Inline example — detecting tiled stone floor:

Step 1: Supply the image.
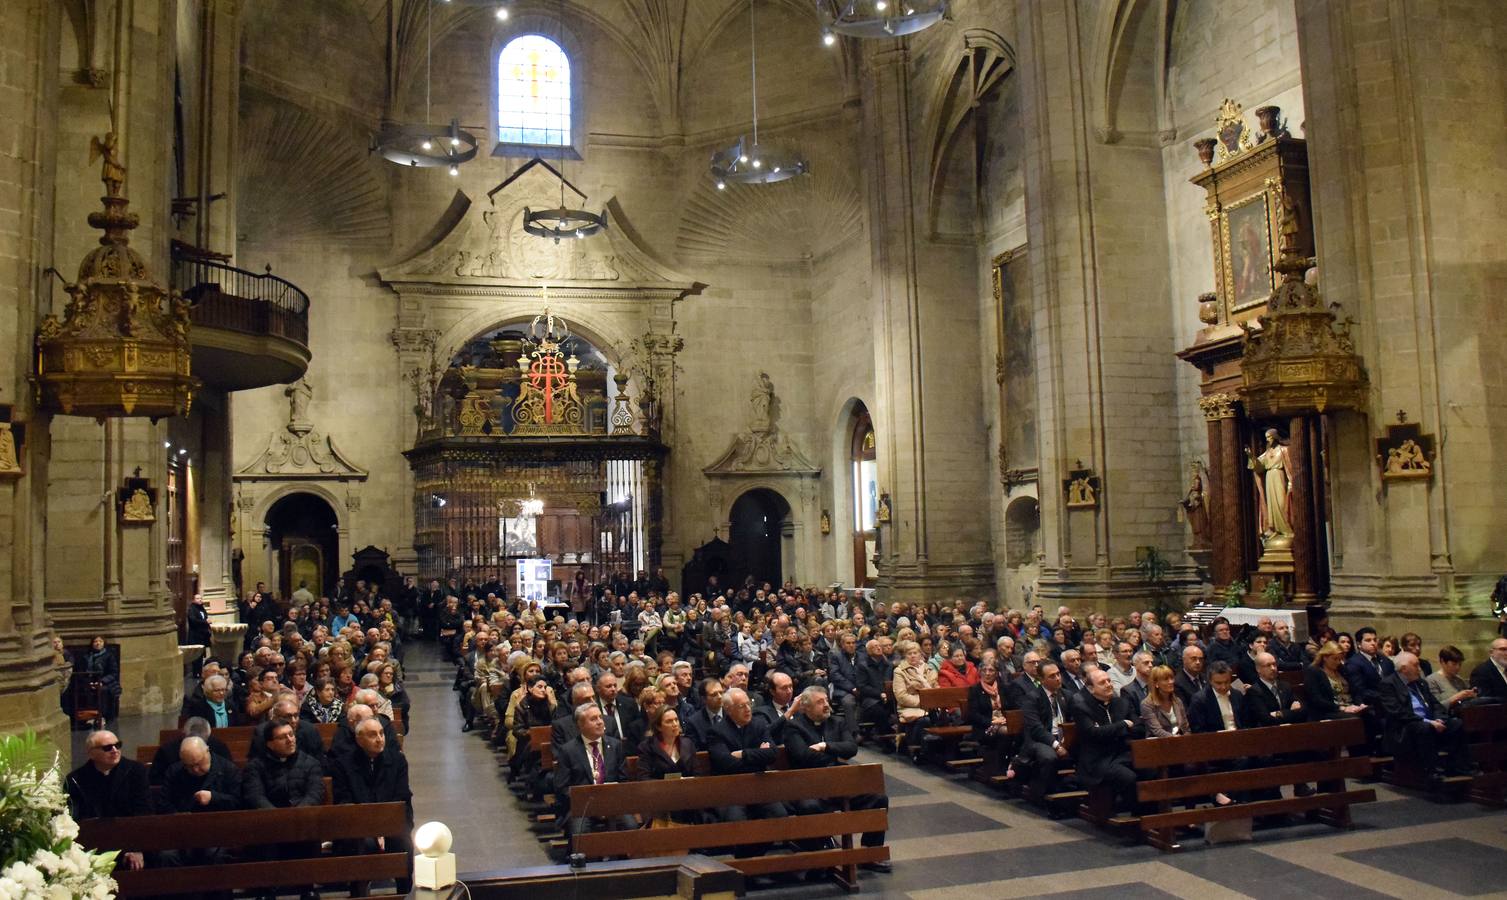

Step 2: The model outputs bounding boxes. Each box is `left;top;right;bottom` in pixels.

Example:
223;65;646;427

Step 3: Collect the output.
88;642;1507;897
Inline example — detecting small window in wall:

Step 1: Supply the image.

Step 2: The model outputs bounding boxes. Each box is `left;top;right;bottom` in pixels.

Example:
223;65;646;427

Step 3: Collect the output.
497;35;571;147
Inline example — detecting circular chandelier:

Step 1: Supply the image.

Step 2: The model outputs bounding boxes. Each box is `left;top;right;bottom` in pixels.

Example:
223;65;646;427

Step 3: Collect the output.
371;1;480;175
816;0;948;39
524;178;606;243
711;0;808;190
372;119;478;175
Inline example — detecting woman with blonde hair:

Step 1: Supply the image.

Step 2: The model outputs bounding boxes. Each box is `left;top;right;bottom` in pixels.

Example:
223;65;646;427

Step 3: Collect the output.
1304;641;1368;721
892;639;938;752
1140;665;1188;738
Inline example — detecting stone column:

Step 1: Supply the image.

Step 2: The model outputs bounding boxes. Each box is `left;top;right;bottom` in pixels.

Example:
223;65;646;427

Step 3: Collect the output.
1015;0;1187;611
41;0;184;715
858;42;993;602
1296;0;1507;651
1287;416;1316;602
0;0;69;746
1199;394;1242;589
197;391;237;616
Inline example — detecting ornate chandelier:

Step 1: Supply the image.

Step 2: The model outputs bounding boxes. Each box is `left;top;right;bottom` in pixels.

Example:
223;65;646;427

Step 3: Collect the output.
711;0;808;190
371;1;479;175
815;0;948;39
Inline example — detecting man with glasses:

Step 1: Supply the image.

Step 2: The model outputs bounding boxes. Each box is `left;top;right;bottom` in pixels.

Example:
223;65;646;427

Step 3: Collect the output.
66;731;151;869
250;699;325;760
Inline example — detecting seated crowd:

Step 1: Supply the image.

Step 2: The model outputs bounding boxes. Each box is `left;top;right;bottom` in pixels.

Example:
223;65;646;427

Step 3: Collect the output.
65;571;1507;890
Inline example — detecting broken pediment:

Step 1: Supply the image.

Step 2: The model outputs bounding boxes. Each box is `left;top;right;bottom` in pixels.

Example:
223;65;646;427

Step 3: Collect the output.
235;378;369;482
378;159;697;292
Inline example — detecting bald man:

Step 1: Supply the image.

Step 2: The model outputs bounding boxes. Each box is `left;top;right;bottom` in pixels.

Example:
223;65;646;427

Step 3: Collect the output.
1378;652;1474;780
161;736;242;814
332;719;414;892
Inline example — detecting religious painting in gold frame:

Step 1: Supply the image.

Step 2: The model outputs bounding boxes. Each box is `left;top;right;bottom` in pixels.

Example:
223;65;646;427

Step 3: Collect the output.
1220;188;1277;313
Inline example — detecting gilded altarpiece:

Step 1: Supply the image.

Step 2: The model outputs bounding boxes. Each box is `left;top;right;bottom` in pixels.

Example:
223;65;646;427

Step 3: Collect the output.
1177;101;1364;604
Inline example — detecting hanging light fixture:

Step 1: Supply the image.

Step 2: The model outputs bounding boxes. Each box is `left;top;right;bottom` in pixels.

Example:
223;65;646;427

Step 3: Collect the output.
372;1;479;170
815;0;948;39
522;0;606;242
710;0;809;189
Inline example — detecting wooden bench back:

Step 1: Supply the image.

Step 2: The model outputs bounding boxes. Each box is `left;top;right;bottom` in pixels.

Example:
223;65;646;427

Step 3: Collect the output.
917;686;969;712
1131;718;1366;769
157;722;339;748
568;763;885;819
77;801;408;852
77;804;409;897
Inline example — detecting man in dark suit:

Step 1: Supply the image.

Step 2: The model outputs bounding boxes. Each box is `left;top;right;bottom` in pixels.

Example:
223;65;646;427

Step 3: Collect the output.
708;687;788;852
1378;652;1473;780
1206;619;1242;668
1342;627;1394;707
1070;668;1141;814
553;704;635;836
159;736;242;814
67;731;151;871
783;687;890;872
595;672;640;742
1173;645;1207;707
854;640;892;734
1469;638;1507;701
1245;652;1304;725
331;719;414;893
1018;661;1071;803
250;700;325;761
683;678;726;751
1119;651;1153;712
551;682;597;748
827;633;864;740
1188;662;1253;733
753;671;797;742
1270;621;1306;671
1058;650;1087;695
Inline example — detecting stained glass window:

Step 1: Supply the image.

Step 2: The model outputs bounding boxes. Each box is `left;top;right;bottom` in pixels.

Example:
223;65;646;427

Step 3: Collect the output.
497;35;571;146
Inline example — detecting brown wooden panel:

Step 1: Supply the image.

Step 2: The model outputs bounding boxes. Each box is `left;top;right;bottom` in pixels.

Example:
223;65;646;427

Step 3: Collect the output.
158;723;339;747
1131;719;1365;768
730;845;889;877
1137;788;1376;832
1136;757;1372;802
78;802;409;853
112;852;407;897
1462;704;1507;733
574;809;887;858
568;765;885;819
917;687;969;711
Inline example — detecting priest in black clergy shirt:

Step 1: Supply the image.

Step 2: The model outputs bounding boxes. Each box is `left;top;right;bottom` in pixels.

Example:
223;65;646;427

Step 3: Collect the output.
67;730;151;871
1069;667;1142;815
783;686;891;871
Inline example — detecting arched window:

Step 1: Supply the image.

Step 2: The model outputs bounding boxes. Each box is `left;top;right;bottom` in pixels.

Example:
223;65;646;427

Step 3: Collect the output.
497;34;571;147
849;406;877;588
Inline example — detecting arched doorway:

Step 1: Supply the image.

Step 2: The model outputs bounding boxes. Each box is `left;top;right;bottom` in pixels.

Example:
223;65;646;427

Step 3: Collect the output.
265;492;339;600
728;489;790;590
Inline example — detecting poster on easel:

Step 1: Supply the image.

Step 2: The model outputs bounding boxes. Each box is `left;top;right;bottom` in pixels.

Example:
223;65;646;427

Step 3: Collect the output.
516;558;552;603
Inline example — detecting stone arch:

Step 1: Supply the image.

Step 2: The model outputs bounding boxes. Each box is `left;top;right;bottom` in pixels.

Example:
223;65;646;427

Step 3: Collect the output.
244;482;354;601
434;302;636;374
1004;495;1041;568
1089;0;1175;143
923;28;1016;235
725;486;794;588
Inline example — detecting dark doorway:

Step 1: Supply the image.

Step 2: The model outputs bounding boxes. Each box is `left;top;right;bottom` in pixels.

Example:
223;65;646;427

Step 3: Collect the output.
265;492;339;601
728;489;790;589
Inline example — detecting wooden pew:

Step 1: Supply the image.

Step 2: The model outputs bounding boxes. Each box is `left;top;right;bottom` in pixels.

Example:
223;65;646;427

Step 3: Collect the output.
1464;703;1507;807
148;777;335;808
569;764;889;891
532;727;790;777
157;723;340;749
1129;718;1376;851
915;686;975;765
76;803;410;897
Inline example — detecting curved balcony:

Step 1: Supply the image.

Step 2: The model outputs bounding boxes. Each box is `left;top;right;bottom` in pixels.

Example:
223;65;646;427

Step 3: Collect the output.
172;248;311;391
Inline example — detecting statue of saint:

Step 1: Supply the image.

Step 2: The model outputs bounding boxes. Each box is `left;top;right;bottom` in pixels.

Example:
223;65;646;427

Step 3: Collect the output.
1247;428;1292;537
286;378;313;431
0;423;20;476
1180;462;1211;548
749;372;776;434
89;132;126;199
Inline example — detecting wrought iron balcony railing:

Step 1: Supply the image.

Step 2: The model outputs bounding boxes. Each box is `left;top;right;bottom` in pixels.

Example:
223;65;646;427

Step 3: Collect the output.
170;249;309;347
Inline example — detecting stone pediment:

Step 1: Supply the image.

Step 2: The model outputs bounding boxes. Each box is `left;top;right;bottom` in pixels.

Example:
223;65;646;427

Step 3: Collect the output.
703;431;820;477
235;378;368;482
703;372;819;478
379;159;697;293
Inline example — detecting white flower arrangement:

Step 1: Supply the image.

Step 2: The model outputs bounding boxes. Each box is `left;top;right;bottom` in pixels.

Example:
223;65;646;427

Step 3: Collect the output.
0;734;117;900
